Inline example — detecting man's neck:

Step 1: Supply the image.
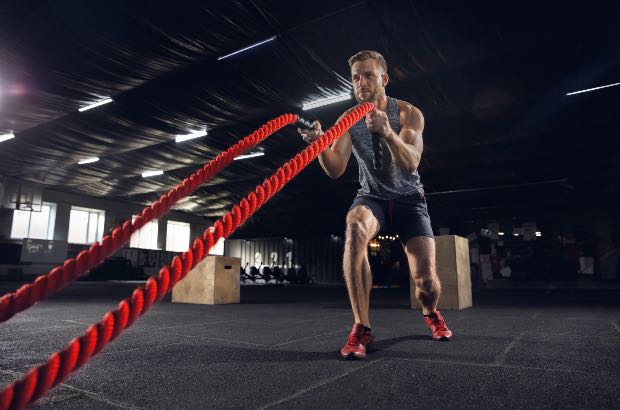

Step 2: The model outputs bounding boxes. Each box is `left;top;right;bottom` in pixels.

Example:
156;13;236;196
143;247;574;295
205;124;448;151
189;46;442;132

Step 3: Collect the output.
373;94;388;111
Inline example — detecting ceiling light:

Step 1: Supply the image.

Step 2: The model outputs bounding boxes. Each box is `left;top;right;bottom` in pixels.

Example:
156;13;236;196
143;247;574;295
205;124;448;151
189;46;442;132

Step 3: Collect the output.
77;157;99;165
498;232;505;236
234;152;265;161
513;233;519;237
566;82;620;96
0;131;15;143
78;98;113;112
175;129;207;143
535;231;542;237
302;93;351;111
142;170;164;178
218;36;277;61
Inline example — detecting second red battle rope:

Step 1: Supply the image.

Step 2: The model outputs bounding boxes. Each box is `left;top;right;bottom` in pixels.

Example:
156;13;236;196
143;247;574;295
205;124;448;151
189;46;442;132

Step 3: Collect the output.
0;102;374;410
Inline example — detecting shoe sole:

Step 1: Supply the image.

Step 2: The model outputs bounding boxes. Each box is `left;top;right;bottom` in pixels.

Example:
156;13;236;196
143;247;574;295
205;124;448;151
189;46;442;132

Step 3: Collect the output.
341;352;365;360
433;336;451;341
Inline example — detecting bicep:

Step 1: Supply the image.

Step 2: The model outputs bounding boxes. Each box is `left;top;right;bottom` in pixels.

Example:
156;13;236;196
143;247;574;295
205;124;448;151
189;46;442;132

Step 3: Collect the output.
399;106;424;154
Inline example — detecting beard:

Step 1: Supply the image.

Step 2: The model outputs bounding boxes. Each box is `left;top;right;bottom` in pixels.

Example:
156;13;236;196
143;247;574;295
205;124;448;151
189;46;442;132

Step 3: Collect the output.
352;88;380;104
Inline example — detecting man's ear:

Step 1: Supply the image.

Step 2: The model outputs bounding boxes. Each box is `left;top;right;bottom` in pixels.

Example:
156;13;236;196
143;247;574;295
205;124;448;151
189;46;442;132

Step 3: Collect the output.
382;72;389;87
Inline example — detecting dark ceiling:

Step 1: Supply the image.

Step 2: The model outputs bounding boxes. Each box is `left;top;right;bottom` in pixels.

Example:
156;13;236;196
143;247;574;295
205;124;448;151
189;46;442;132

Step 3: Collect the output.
1;1;619;236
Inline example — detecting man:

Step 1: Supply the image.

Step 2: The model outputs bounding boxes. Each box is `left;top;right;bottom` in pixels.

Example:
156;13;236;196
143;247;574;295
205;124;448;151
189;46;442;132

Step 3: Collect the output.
298;50;452;359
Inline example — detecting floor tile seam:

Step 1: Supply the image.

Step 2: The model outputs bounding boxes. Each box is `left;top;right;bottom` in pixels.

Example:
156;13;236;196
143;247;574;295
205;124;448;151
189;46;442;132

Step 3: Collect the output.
139;330;271;347
270;327;349;348
152;318;248;331
99;341;190;356
492;332;526;366
393;357;619;377
255;358;384;409
0;368;147;409
611;321;620;335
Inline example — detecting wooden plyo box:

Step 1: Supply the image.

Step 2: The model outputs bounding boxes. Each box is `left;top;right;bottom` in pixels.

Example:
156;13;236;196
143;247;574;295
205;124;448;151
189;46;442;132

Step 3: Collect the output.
172;256;241;305
410;235;472;310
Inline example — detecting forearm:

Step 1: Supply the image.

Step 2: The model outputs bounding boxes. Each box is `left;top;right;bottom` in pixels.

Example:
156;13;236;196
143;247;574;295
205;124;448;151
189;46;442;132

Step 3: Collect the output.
298;116;350;179
318;147;346;178
384;130;421;173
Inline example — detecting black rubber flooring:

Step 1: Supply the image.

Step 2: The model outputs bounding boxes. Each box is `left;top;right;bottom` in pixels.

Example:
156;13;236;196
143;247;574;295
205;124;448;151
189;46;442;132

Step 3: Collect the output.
1;282;619;409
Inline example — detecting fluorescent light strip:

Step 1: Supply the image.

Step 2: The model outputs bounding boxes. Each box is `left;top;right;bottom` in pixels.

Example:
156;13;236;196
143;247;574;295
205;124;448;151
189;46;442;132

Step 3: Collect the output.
218;36;277;61
0;132;15;143
234;152;265;161
77;157;99;165
79;98;113;112
302;93;351;111
566;82;620;96
175;129;207;143
142;170;164;178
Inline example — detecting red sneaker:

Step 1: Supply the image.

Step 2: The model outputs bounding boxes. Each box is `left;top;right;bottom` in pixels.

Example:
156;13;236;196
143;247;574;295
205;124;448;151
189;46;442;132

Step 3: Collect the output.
424;311;452;341
340;323;373;359
360;327;375;348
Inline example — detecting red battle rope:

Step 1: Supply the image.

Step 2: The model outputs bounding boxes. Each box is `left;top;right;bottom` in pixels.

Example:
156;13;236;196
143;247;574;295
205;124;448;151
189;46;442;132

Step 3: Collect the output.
0;114;298;324
0;102;373;410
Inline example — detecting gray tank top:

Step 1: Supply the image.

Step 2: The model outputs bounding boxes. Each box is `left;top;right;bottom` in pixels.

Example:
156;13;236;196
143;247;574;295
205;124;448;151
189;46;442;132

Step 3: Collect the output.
349;97;424;199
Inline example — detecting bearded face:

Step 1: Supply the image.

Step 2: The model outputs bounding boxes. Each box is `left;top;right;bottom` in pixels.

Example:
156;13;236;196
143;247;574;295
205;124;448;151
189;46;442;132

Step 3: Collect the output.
351;59;387;104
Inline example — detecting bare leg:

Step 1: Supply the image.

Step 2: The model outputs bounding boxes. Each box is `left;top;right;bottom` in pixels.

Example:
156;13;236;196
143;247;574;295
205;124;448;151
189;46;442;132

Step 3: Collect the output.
404;236;441;315
343;206;379;327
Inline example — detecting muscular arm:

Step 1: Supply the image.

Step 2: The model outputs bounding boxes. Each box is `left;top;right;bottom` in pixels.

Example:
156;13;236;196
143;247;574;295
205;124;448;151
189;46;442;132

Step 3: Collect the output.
319;123;351;179
382;102;424;173
300;110;353;179
318;129;352;179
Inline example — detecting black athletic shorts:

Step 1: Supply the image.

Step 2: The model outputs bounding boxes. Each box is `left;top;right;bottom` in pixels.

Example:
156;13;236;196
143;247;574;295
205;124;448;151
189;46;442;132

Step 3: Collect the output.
348;192;434;243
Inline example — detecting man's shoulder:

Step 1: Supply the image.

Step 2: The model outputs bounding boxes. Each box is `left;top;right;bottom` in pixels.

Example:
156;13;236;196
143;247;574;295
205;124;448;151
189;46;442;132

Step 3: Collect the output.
395;99;423;117
395;99;424;130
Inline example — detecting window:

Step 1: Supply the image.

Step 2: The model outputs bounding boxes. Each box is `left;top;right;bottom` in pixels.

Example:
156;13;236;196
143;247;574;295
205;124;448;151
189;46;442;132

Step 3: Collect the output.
202;227;224;256
210;237;225;256
130;217;159;250
68;207;105;244
10;202;57;240
166;221;190;252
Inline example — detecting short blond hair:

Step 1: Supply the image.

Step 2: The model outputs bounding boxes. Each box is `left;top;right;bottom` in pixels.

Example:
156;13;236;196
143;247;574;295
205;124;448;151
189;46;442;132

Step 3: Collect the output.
348;50;387;73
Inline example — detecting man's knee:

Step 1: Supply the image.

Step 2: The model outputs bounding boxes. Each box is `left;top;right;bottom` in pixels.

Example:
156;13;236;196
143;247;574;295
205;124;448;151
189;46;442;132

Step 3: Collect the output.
345;207;376;245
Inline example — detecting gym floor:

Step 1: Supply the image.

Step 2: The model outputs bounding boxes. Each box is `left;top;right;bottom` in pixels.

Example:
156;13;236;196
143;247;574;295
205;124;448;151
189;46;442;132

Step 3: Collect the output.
1;282;619;409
